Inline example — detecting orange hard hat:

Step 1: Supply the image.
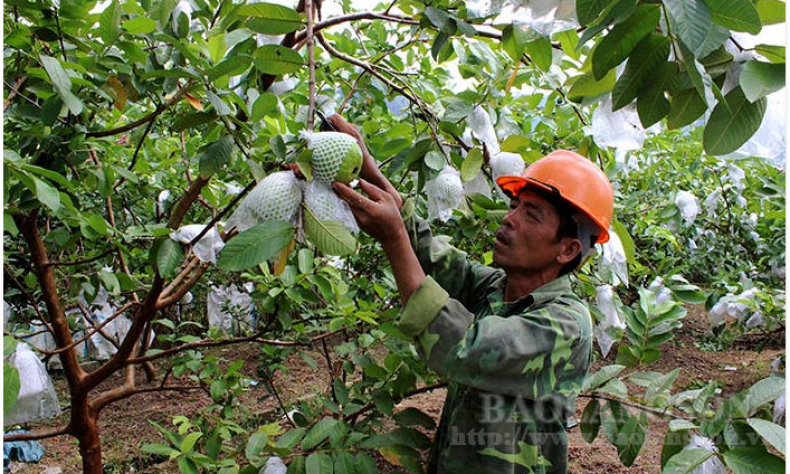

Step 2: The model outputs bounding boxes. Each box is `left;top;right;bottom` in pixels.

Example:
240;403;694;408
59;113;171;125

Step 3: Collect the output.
496;150;614;243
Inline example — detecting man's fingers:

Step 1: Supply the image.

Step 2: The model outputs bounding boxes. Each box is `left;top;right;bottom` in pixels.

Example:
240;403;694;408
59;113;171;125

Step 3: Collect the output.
332;182;373;208
357;179;388;202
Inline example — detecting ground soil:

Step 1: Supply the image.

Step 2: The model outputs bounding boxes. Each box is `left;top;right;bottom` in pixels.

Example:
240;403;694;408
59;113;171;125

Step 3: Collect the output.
7;305;784;474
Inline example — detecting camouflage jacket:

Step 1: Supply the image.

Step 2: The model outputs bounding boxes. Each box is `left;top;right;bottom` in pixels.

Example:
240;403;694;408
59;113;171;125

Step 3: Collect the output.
395;211;593;474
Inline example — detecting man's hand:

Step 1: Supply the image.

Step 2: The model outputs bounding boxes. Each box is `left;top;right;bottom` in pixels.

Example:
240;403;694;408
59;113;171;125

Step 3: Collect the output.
327;114;402;209
333;179;406;247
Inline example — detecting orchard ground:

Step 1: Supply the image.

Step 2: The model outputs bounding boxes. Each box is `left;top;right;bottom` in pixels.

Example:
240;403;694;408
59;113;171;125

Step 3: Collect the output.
10;305;783;474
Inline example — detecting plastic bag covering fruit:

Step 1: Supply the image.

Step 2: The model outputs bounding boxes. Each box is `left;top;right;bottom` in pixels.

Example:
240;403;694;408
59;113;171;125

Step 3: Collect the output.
207;284;255;335
4;343;61;426
463;170;492;199
599;229;629;287
426;166;465;222
469;105;500;154
682;436;726;474
169;224;225;263
227;171;303;232
674;190;699;226
301;131;363;184
594;284;625;357
490;151;526;201
304;180;359;234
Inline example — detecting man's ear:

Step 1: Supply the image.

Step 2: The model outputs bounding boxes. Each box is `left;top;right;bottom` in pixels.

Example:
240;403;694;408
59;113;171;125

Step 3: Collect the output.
556;238;582;265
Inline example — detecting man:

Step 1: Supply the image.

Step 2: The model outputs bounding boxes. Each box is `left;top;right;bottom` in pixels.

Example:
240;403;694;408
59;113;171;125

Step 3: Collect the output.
328;114;614;474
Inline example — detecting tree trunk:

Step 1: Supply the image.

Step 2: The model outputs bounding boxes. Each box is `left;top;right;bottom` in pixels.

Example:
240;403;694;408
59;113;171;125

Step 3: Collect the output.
73;396;103;474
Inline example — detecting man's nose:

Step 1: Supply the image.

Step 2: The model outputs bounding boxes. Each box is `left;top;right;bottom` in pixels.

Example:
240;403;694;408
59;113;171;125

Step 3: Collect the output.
502;209;515;228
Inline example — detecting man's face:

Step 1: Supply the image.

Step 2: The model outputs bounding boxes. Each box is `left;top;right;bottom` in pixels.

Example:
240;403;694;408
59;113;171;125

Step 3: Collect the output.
492;188;574;274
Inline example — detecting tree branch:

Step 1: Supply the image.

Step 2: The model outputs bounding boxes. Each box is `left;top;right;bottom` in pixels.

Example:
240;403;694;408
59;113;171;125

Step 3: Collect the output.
293;12;419;45
86;84;191;138
4;424;71;442
126;333;307;365
47;302;137;356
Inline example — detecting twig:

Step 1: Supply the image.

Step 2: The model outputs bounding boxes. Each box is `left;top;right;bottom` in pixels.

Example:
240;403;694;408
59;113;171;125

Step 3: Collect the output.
86;83;191;138
293;12;419;44
4;424;71;442
578;394;693;420
3;76;27;111
4;264;48;323
320;338;338;404
343;382;446;422
47;302;137;356
125;333;307;365
44;248;115;268
306;0;316;132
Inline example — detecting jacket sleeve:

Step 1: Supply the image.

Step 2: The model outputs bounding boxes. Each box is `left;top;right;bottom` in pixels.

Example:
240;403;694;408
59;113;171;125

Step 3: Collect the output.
396;286;584;400
400;199;500;308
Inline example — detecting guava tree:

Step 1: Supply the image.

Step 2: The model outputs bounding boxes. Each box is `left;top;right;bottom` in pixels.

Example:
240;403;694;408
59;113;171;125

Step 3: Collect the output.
3;0;785;473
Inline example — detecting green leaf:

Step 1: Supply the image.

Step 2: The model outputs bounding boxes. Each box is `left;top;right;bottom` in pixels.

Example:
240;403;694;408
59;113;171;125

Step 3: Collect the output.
577;0;617;25
303;206;357;256
663;448;714;474
39;55;83;115
206;91;231;116
744;377;785;415
660;430;691;470
210;380;226;402
424;6;455;34
636;62;674;127
99;0;122;45
141;443;180;457
667;88;708;129
525;36;552;72
754;45;785;64
611;34;671;110
755;0;786;25
302;418;341;451
207;55;253;79
663;0;713;55
218;221;295;271
617;412;648;466
178;456;200;474
276;428;306;449
581;399;602;443
198;135;235;178
460;148;484;182
704;0;762;34
122;17;157;34
502;24;529;62
237;2;303;34
722;447;786;474
703;86;767;155
254;45;304;75
180;431;202;453
610;220;635;264
152;238;183;278
583;365;626;391
591;4;661;80
31;177;60;212
393;407;436;429
739;60;785;102
3;363;20;416
4;214;19;237
333;452;355;474
245;431;268;466
479;441;549;469
251;93;279;122
745;418;785;456
567;70;616;102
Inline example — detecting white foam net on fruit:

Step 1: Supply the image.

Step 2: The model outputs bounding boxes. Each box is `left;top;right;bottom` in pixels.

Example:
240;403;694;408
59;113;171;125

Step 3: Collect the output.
426;166;465;222
302;131;353;184
304;181;359;234
227;171;303;232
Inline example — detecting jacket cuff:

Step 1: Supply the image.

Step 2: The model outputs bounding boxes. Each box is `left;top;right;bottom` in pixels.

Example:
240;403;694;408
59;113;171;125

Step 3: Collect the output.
396;276;449;338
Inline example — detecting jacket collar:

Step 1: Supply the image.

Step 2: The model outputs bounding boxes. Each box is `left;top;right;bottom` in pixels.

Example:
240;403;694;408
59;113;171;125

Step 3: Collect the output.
487;275;572;315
